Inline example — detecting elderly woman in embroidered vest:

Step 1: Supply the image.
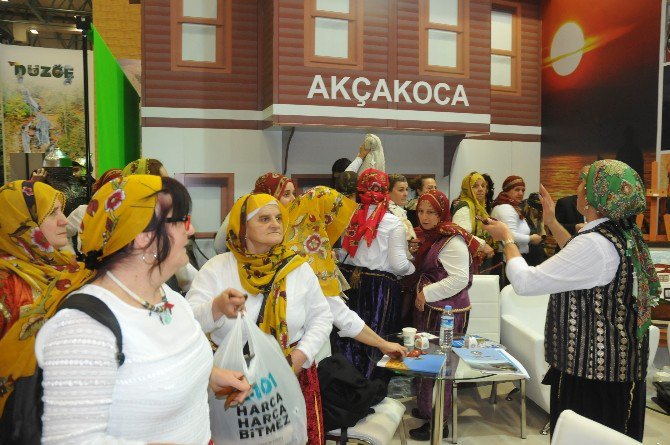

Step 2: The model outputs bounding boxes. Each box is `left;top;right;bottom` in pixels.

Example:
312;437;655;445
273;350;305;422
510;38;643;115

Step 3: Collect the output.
337;169;416;378
406;189;480;441
483;160;659;440
214;172;296;254
187;193;333;445
31;176;251;443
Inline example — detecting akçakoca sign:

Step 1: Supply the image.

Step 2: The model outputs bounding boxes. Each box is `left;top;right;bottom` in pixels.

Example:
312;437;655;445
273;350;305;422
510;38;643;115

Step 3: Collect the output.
307;75;469;107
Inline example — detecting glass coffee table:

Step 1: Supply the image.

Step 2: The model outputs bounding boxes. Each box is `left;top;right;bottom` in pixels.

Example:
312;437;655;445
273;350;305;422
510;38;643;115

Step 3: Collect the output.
375;333;528;445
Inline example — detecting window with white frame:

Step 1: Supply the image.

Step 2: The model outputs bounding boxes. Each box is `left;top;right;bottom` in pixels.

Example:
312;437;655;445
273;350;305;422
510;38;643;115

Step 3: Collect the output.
305;0;363;69
491;3;519;91
420;0;467;75
171;0;231;73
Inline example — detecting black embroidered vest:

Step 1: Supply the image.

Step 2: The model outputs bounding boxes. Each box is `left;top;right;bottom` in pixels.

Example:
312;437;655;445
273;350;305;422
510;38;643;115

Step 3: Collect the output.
544;220;649;382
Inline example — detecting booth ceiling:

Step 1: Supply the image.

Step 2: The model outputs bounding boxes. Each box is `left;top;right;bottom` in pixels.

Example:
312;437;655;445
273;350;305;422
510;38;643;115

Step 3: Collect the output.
0;0;92;49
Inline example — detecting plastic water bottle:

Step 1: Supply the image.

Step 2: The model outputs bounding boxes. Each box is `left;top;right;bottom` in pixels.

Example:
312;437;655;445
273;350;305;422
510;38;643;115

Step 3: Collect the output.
439;305;454;354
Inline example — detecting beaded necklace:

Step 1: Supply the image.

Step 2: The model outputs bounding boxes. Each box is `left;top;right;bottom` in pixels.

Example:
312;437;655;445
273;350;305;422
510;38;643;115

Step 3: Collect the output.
106;271;174;325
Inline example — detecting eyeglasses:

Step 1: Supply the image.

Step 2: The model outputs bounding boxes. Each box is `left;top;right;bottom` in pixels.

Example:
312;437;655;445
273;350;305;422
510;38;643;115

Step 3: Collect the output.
166;214;191;231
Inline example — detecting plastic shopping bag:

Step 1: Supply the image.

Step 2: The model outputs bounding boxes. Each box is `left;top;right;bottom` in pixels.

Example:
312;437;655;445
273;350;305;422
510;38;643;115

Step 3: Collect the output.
209;312;307;445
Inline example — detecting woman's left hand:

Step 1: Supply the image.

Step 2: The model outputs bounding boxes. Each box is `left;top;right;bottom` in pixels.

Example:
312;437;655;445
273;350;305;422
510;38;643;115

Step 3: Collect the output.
290;349;308;375
415;291;426;312
209;367;252;407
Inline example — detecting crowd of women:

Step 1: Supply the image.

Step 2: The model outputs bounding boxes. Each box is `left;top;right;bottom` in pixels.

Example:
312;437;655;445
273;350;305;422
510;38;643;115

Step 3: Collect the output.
0;137;660;444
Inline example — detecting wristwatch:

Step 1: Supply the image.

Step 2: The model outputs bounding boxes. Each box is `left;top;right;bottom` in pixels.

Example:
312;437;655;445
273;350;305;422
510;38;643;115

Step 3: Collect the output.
501;238;517;247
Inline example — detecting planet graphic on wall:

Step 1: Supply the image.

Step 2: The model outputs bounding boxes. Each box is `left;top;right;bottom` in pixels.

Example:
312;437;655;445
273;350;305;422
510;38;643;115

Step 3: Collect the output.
544;21;633;77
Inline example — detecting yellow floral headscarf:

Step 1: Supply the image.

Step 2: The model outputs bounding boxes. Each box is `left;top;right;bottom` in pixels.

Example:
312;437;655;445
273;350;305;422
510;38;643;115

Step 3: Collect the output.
454;172;490;237
0;181;75;293
0;175;162;414
285;186;357;296
226;193;306;357
122;158;165;176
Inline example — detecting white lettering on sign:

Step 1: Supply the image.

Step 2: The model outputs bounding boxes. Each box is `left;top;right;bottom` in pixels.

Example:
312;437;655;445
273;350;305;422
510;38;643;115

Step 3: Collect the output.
307;75;469;108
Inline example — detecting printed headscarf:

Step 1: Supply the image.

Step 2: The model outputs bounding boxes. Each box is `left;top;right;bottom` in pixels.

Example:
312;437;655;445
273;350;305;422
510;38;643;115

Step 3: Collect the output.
92;168;123;193
0;175;162;414
0;181;76;293
414;190;480;268
342;168;390;257
585;159;660;338
454;172;490;237
122;158;165;176
285;186;357;296
492;175;526;219
226;193;306;357
253;172;294;200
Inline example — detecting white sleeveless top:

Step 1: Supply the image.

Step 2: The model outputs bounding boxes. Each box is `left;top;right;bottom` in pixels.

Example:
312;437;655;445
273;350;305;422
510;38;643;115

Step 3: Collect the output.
36;283;213;444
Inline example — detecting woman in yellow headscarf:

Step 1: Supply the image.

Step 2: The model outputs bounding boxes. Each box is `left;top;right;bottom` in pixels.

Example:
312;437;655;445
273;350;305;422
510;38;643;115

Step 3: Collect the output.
0;180;76;339
1;175;250;443
451;172;495;265
122;158;168;177
187;193;333;445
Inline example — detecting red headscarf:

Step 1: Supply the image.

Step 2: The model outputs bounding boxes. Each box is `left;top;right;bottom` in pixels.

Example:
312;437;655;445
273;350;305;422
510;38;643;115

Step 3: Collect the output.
342;168;389;256
253;172;294;200
414;190;480;267
92;169;123;193
492;175;525;219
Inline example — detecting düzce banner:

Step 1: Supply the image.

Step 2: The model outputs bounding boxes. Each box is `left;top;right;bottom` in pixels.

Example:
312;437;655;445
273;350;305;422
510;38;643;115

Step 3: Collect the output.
0;44;89;181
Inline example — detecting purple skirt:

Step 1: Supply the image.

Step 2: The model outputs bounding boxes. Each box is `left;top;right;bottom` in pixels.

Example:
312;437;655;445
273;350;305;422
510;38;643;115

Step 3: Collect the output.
414;293;471;421
336;265;402;379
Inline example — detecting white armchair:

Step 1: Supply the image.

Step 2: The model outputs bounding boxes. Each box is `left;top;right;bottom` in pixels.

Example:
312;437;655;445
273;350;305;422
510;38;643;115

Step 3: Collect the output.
499;285;550;414
466;275;501;342
550;410;640;445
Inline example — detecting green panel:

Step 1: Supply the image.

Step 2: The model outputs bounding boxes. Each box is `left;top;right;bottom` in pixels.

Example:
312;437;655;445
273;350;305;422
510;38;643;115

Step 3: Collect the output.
92;25;140;176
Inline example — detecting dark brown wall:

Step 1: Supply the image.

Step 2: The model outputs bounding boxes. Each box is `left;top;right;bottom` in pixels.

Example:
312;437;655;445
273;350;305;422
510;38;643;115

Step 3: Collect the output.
142;0;260;112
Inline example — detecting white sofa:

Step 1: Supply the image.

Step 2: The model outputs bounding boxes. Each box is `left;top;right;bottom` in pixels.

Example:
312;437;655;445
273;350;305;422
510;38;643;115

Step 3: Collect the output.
466;275;501;342
500;284;661;416
500;285;551;413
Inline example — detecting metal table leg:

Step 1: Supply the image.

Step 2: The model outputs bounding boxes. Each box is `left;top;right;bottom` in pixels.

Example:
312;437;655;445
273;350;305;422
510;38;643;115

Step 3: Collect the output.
431;378;446;445
520;379;527;439
452;382;458;444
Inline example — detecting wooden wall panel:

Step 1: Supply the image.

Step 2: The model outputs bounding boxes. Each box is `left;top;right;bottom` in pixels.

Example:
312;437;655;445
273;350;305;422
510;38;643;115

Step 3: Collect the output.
396;0;491;116
490;0;541;127
260;0;275;108
273;0;491;133
142;0;260;110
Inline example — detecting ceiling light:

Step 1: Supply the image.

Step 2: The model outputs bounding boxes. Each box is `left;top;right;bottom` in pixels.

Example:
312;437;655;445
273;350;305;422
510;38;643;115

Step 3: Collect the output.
29;28;38;34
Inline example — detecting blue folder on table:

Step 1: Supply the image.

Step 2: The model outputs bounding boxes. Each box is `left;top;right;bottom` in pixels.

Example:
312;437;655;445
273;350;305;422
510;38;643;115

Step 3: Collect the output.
378;354;446;374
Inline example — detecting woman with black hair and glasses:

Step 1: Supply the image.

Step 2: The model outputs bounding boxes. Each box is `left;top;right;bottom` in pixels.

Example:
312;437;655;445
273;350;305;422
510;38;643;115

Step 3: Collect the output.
30;175;251;443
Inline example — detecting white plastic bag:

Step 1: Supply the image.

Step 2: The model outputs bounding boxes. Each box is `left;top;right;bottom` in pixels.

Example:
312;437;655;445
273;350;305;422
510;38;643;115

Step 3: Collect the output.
209;312;307;445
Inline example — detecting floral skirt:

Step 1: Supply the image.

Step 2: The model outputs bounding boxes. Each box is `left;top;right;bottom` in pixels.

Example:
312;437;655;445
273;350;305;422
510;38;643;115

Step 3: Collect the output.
299;363;325;445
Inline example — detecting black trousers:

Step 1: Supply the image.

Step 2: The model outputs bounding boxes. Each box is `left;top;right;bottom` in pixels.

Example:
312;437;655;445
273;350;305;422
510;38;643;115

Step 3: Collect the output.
543;367;646;441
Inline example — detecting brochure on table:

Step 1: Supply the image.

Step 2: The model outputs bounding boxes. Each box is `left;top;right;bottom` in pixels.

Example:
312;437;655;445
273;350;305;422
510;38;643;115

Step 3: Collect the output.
453;348;529;378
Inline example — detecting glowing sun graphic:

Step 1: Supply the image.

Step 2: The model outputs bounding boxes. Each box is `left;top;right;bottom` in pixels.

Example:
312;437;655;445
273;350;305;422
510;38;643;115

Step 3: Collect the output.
550;22;586;76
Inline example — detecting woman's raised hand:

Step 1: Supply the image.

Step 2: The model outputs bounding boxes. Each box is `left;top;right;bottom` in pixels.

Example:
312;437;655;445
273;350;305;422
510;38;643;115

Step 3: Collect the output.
539;184;557;226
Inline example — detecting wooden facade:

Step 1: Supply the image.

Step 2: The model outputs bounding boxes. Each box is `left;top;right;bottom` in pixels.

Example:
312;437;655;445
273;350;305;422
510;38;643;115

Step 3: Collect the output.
142;0;541;139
